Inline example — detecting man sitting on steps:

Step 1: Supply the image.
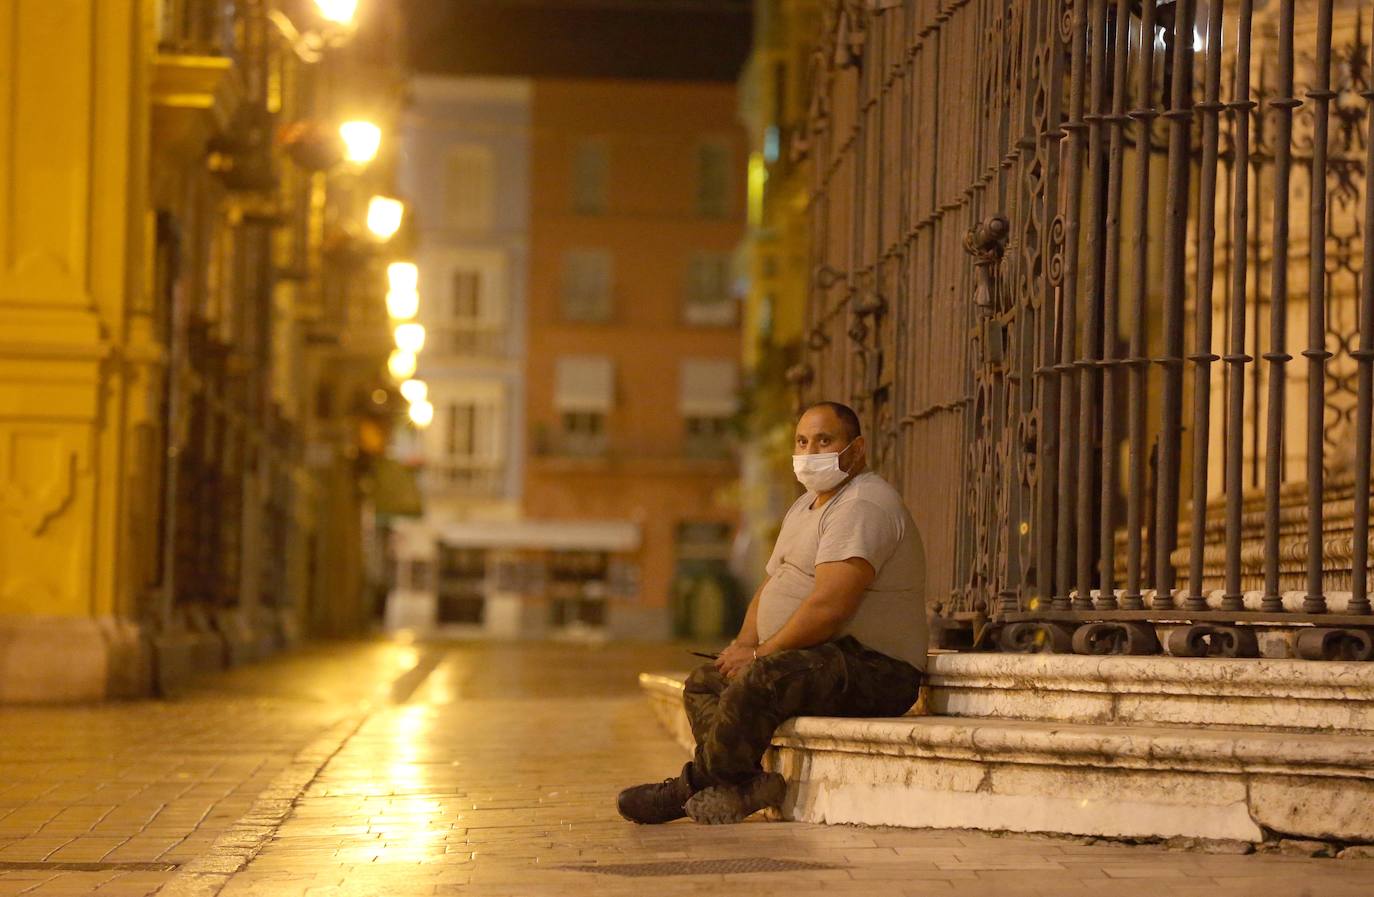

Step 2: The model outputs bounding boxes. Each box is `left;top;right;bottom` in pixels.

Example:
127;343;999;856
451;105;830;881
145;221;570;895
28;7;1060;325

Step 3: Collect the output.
618;400;928;825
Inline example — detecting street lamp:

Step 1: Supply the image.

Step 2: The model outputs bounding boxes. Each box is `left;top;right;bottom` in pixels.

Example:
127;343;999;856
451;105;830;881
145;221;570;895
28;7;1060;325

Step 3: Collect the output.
394;322;426;353
387;261;418;293
339;120;381;165
400;379;428;403
409;399;434;428
386;261;420;319
367;196;404;241
388;349;417;379
315;0;359;25
387;289;419;320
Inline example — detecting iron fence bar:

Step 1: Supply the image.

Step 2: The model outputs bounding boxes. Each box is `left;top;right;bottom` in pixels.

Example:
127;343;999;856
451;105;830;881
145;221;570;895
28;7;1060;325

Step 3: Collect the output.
1034;0;1067;610
1012;0;1042;610
1261;0;1297;614
1303;0;1335;616
1221;0;1255;614
1183;0;1225;612
1354;7;1374;618
1003;0;1033;605
894;3;914;501
1096;0;1131;610
1122;0;1156;610
1053;0;1089;612
1152;0;1197;612
1075;0;1109;612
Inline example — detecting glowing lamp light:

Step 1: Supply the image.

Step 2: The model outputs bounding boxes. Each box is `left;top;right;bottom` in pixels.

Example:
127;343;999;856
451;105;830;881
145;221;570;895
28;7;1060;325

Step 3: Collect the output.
388;349;417;380
409;399;434;428
394;322;426;353
367;196;404;240
387;261;418;293
339;120;381;164
387;289;419;320
315;0;359;26
400;379;428;403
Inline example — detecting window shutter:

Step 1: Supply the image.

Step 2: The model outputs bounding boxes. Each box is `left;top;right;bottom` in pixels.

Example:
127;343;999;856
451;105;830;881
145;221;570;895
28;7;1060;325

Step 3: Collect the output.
444;145;494;229
683;252;736;326
555;356;615;412
561;250;613;322
572;140;609;214
695;141;730;218
679;359;738;417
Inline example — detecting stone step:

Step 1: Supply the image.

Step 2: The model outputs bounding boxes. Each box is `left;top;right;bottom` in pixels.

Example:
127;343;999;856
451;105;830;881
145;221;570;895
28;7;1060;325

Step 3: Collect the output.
639;660;1374;843
923;651;1374;734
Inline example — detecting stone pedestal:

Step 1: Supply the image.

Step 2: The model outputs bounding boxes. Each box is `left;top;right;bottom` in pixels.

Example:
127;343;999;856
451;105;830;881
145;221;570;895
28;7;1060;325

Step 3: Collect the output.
0;617;149;702
640;653;1374;843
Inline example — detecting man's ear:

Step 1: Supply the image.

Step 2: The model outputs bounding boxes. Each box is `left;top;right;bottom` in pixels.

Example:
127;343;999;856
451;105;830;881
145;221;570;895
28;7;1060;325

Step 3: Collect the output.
849;435;866;464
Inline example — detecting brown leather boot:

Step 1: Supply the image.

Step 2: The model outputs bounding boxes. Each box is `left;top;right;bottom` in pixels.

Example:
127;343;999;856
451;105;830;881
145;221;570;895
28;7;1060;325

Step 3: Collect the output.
684;771;786;825
616;762;696;824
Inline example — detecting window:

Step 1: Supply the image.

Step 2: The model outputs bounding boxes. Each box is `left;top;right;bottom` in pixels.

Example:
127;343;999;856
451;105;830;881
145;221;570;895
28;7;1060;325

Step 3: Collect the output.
683;252;736;326
560;411;605;445
554;356;614;456
561;250;613;322
437;545;487;624
451;269;482;321
695;140;731;218
405;559;433;591
444;144;494;229
572;140;608;214
548;551;609;627
431;385;505;496
433;250;507;357
680;358;738;458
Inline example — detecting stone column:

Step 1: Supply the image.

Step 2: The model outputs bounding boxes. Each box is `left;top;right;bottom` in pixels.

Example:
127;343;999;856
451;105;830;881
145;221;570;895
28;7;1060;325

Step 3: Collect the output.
0;0;154;700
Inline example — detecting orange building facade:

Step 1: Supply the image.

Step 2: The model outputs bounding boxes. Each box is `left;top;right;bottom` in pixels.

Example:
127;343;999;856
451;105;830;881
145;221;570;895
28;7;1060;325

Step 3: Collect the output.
524;79;746;638
389;77;745;641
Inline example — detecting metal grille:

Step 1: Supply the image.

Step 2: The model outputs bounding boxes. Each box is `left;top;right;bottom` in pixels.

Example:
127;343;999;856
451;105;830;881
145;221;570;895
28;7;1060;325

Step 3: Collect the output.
802;0;1374;659
0;862;179;872
561;857;840;876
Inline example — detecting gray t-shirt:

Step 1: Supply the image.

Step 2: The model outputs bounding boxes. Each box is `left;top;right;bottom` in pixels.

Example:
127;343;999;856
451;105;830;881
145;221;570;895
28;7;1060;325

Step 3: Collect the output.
759;471;928;669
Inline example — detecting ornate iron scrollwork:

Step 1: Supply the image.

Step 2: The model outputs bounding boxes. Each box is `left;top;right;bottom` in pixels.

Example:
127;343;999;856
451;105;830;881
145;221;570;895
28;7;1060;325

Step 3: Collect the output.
998;621;1074;653
965;216;1011;315
1166;625;1260;658
1294;628;1374;661
1070;621;1161;656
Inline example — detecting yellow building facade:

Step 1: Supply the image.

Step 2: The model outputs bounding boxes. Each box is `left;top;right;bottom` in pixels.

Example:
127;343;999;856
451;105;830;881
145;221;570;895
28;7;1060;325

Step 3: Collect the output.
0;0;405;701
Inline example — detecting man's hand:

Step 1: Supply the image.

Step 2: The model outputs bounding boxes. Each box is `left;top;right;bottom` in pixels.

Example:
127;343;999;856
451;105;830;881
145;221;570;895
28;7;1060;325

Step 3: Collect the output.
714;641;757;680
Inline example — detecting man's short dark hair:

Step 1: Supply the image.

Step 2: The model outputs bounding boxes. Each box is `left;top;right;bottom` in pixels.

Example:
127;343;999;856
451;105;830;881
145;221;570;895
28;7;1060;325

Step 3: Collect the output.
805;401;862;442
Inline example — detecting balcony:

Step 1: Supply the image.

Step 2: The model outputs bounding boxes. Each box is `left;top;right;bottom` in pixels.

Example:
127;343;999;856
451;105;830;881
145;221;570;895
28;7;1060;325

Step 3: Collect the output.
151;0;243;160
425;460;507;500
157;0;236;57
430;324;508;359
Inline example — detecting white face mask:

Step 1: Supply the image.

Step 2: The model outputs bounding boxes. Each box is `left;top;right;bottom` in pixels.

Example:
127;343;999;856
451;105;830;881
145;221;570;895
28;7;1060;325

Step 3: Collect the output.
793;439;857;493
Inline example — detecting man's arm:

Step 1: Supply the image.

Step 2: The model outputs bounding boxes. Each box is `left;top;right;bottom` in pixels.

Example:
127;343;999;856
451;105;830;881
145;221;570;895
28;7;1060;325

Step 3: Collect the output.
713;576;768;677
717;559;874;678
756;558;873;658
732;576;768;647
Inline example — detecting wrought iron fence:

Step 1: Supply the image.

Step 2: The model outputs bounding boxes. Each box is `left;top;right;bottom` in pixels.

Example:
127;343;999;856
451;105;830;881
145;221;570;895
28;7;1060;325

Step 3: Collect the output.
802;0;1374;660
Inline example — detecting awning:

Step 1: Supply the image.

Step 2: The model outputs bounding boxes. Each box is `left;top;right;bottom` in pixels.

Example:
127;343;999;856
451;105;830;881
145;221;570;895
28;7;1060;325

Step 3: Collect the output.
554;355;615;412
439;518;640;552
679;358;738;417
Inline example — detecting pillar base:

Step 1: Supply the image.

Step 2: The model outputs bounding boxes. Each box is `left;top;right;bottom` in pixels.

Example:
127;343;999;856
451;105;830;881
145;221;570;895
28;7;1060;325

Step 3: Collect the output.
0;616;151;702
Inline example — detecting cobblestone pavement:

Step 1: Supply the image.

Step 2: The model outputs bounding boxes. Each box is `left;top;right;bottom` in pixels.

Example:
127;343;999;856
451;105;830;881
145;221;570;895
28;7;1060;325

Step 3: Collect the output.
3;639;1374;896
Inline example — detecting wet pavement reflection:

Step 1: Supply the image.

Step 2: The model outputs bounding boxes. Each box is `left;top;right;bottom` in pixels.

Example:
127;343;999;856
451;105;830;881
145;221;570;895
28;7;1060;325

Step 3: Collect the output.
3;640;1373;896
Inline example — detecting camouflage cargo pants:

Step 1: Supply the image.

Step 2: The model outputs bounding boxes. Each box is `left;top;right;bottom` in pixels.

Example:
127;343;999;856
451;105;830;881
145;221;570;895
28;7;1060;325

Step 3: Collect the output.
683;635;923;787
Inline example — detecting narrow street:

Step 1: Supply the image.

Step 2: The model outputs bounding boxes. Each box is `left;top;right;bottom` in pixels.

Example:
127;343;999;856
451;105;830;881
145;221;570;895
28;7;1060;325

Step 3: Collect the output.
0;641;1368;897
